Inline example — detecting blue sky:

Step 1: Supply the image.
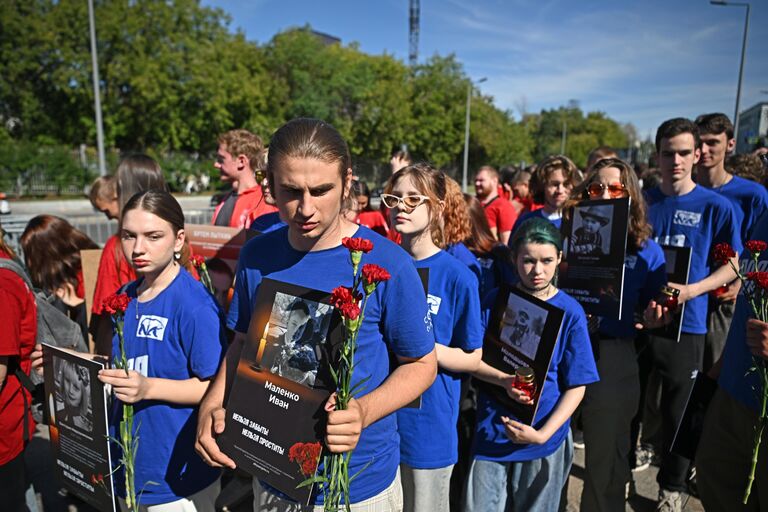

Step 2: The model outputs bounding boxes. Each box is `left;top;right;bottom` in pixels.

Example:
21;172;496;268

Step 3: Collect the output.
202;0;768;139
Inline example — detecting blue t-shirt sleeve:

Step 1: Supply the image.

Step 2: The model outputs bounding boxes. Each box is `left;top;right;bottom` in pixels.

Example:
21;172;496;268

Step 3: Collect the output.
558;304;599;388
451;272;484;351
227;259;260;333
712;199;743;255
638;242;667;311
381;260;435;359
179;301;226;379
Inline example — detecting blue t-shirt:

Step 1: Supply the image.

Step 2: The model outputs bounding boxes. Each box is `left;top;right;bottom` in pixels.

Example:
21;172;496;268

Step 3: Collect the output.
473;290;599;462
445;242;482;285
719;211;768;412
397;251;483;468
710;175;768;243
227;225;434;504
510;209;562;239
645;185;742;334
250;211;286;234
599;239;667;339
111;268;225;505
477;251;517;300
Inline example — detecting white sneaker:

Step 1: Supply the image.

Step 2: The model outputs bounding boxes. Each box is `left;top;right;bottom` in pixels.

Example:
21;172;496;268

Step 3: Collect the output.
656;490;683;512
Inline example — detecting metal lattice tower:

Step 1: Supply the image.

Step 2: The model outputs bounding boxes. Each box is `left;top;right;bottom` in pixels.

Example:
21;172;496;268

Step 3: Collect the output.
409;0;420;66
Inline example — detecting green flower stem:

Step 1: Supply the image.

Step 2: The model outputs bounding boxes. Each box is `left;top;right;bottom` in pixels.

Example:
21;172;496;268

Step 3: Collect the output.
113;313;138;511
744;364;767;504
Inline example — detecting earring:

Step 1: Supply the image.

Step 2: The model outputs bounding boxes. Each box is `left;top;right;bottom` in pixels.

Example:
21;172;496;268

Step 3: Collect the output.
174;252;181;261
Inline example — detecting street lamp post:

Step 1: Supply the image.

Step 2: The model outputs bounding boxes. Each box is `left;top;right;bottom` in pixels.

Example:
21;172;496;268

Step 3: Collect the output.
462;77;487;192
87;0;107;176
710;1;751;145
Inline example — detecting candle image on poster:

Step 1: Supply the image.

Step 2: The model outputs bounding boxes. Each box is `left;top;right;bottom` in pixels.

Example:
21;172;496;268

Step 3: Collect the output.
255;292;334;388
220;279;343;505
43;344;116;512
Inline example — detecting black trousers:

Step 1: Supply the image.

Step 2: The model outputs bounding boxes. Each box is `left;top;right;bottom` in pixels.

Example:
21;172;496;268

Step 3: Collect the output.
0;450;29;512
648;332;705;493
581;337;641;512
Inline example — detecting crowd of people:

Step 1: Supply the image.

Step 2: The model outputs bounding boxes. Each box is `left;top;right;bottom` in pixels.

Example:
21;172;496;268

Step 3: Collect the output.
1;113;768;512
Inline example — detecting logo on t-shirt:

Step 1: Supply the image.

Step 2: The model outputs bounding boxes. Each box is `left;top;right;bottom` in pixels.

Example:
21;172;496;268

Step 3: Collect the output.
673;210;701;228
625;255;638;270
136;315;168;341
427;294;442;315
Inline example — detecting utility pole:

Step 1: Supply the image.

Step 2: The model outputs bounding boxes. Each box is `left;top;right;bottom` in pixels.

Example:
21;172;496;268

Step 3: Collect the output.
88;0;107;176
409;0;420;66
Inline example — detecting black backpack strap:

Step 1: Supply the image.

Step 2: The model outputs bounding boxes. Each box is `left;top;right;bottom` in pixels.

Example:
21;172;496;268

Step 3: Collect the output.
11;363;34;443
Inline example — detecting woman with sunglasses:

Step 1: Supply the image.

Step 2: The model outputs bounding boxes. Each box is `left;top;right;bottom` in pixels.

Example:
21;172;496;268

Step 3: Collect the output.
383;164;484;512
511;155;579;234
567;158;667;512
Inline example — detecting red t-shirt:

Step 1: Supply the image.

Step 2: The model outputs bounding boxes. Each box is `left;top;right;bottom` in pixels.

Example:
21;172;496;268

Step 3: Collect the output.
0;252;37;464
211;185;278;230
481;195;518;234
91;234;136;314
356;210;389;238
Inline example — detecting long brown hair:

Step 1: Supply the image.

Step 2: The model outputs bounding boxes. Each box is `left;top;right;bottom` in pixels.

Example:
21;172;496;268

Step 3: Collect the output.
463;194;497;256
442;175;472;246
116;154;167;214
384;163;446;247
565;157;652;251
20;215;98;292
0;219;17;260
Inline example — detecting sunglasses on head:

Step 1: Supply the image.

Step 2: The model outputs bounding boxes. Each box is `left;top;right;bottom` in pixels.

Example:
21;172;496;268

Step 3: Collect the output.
380;193;430;210
587;181;626;198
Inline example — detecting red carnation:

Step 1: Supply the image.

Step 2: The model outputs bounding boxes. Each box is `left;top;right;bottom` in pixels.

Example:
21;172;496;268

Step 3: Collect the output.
102;293;131;315
330;286;360;308
338;301;361;320
342;237;373;253
712;243;736;266
747;271;768;291
745;240;768;255
289;442;322;477
362;264;391;286
190;254;206;267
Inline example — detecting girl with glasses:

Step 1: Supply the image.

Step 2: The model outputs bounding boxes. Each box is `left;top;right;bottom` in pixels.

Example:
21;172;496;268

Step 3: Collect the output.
566;157;668;511
466;217;599;512
384;164;484;512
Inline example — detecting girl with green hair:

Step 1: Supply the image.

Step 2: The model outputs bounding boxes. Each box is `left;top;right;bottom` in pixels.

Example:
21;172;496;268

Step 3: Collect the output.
466;217;599;511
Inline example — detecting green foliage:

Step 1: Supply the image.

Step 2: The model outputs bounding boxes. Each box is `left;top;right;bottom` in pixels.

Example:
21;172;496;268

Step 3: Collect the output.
0;3;634;192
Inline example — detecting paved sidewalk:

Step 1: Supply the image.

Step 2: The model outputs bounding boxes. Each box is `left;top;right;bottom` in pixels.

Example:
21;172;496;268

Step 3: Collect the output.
565;446;704;511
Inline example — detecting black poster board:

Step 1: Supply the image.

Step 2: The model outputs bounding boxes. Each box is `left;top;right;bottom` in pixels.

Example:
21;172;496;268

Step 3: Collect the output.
219;278;344;505
480;285;565;425
559;197;630;319
43;344;116;512
671;371;717;460
656;245;692;342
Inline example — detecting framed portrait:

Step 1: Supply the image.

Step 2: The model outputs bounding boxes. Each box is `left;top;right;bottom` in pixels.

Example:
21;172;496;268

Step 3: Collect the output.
560;197;630;319
43;344;116;512
220;278;345;505
480;285;565;425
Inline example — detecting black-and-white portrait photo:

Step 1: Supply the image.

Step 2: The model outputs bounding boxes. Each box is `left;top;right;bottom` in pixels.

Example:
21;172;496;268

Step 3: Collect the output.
499;294;547;361
54;357;93;432
263;293;333;387
570;204;613;256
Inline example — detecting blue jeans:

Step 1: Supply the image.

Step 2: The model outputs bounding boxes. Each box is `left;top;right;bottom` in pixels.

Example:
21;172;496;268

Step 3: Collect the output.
465;433;573;512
